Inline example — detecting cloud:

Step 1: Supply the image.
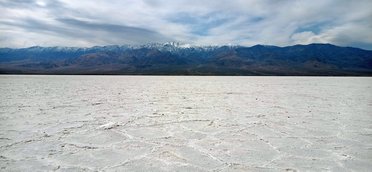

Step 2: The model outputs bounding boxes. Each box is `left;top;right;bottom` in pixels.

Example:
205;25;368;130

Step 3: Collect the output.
0;0;372;49
57;18;170;44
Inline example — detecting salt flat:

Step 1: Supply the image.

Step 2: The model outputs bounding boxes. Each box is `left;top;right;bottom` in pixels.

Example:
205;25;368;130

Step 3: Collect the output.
0;75;371;171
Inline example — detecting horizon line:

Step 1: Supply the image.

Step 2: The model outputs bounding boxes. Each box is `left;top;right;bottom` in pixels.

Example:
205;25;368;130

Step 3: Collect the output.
1;42;371;51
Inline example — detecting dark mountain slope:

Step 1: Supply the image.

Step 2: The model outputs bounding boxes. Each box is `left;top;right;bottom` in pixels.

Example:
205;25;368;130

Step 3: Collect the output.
1;43;371;75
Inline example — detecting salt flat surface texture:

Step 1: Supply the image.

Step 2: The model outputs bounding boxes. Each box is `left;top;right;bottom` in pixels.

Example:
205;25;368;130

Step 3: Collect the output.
0;75;371;171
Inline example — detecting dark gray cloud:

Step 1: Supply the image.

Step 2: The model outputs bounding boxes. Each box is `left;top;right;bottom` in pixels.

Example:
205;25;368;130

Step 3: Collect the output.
0;0;38;8
57;18;168;42
1;17;170;46
0;0;372;49
0;18;86;38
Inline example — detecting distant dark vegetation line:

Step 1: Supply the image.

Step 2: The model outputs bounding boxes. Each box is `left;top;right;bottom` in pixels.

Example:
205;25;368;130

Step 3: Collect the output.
1;43;371;76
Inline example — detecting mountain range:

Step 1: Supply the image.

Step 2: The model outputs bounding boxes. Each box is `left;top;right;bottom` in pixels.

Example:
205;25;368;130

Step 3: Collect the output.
1;43;371;76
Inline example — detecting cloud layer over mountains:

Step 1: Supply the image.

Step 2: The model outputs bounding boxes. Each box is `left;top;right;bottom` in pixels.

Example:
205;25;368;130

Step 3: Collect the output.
1;0;372;49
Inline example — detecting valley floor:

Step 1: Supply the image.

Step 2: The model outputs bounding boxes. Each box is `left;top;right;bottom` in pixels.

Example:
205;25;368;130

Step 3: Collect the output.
0;75;371;171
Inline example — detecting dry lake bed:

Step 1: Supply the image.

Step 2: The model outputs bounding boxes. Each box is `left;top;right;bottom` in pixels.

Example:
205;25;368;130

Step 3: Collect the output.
0;75;371;171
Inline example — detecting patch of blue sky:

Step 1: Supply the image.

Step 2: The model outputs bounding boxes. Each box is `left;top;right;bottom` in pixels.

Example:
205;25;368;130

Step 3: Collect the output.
295;22;330;34
167;12;231;36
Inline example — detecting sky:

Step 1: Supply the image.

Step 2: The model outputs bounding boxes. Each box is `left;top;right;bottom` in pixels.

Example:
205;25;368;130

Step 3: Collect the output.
1;0;372;49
